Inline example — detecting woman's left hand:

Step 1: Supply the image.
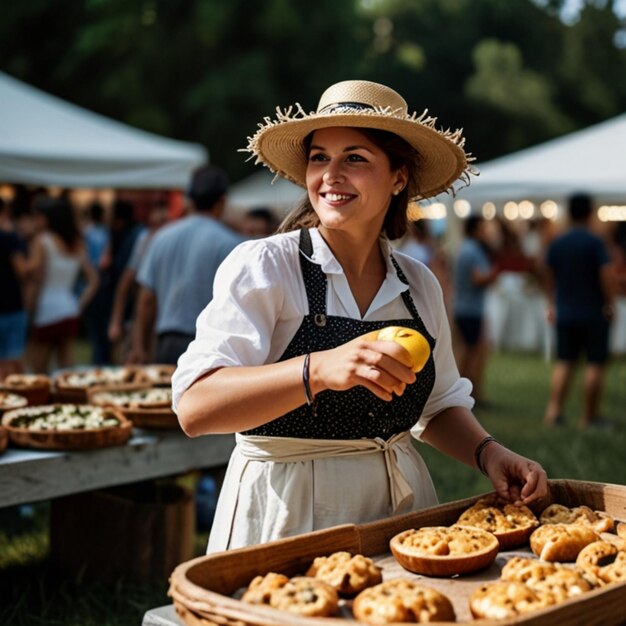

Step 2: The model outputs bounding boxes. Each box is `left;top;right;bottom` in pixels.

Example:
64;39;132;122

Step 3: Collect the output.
482;443;548;506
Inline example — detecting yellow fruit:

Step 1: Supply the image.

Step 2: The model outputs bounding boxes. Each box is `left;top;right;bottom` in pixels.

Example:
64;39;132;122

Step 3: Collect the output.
376;326;431;373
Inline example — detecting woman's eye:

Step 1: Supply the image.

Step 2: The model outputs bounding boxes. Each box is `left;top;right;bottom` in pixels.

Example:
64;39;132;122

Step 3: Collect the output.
309;153;327;162
347;154;366;162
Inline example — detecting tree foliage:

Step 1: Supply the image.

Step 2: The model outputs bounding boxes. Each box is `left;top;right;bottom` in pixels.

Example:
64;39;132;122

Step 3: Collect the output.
1;0;625;179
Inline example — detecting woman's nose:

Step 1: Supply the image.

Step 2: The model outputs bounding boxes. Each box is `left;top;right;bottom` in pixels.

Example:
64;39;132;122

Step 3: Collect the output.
322;161;345;185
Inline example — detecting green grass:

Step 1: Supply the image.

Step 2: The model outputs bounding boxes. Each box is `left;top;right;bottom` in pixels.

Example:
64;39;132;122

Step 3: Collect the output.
1;350;625;625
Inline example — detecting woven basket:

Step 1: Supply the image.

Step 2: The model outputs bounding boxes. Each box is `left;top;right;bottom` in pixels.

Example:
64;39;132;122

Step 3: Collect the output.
169;480;626;626
53;366;142;403
87;384;178;429
1;404;132;450
0;374;51;405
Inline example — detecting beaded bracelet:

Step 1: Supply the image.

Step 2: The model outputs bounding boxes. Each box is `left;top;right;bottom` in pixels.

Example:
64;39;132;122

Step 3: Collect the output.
474;435;499;476
302;353;316;413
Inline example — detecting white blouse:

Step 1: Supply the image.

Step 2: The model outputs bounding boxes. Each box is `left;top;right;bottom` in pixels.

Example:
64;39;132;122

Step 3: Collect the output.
172;228;473;440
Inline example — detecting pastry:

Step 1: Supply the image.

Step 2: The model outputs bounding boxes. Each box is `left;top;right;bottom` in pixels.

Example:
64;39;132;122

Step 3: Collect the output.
501;556;592;601
530;523;599;561
305;551;382;596
457;494;539;549
268;576;338;617
469;581;550;620
390;525;499;576
353;578;456;624
241;572;288;604
539;503;614;534
576;541;626;585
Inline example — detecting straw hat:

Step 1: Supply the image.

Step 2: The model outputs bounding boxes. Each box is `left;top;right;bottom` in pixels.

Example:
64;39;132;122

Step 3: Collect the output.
245;80;475;200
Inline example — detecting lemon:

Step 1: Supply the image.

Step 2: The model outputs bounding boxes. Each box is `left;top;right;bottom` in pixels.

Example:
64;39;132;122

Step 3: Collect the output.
376;326;431;373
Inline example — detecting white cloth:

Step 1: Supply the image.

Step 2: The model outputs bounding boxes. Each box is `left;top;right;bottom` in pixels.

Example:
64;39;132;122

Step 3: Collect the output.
173;228;473;434
208;431;438;553
33;233;81;327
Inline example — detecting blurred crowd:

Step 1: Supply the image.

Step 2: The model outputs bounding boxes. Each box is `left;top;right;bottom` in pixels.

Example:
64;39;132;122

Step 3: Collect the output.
0;173;278;379
2;174;625;428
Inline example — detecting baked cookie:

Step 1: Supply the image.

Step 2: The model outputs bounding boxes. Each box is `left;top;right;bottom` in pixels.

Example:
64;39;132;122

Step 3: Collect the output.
576;541;626;586
306;551;382;596
539;503;614;534
501;556;592;602
530;523;599;562
390;525;499;576
353;579;456;624
457;494;539;549
616;522;626;541
469;581;550;620
241;572;289;604
269;576;338;617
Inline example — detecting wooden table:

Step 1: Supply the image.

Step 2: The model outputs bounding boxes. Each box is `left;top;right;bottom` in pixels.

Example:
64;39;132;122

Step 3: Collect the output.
0;429;235;508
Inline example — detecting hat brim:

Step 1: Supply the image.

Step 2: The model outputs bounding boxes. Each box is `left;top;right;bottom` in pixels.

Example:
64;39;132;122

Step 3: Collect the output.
250;111;469;200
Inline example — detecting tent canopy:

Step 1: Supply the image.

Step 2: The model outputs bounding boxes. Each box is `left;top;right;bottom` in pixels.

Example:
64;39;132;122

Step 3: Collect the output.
226;170;305;217
458;113;626;203
0;71;207;189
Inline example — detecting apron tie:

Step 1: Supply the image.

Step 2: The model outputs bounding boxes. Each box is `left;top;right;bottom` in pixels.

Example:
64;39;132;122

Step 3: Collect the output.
236;431;414;513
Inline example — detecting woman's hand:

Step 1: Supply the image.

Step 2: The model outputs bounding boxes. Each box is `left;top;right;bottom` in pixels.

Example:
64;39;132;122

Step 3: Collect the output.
309;336;416;401
481;443;548;506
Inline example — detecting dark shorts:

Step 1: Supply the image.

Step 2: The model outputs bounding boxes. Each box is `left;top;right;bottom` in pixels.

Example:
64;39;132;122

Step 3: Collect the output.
454;315;483;346
0;310;28;359
556;319;610;364
32;317;80;345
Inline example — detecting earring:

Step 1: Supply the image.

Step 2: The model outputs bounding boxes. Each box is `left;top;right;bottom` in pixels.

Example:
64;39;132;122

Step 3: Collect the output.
393;189;400;196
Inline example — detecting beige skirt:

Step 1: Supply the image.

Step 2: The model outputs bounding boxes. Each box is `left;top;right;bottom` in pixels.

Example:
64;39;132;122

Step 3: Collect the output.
207;431;438;553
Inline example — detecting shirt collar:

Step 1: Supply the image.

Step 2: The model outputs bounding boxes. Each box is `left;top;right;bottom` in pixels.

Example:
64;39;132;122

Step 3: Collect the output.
309;228;410;295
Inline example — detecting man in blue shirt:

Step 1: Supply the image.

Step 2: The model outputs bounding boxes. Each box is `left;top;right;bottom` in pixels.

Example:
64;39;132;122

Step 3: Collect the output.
544;193;614;428
130;166;243;365
453;215;499;405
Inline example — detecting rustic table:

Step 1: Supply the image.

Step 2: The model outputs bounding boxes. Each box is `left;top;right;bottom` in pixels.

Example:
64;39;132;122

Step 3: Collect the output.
0;429;235;508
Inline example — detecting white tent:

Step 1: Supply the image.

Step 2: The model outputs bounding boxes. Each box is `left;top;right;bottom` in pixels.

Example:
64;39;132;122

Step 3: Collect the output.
0;71;207;189
226;170;305;217
457;112;626;204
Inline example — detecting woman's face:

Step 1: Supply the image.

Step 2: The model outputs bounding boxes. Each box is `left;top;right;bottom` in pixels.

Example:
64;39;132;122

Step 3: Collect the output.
305;127;407;236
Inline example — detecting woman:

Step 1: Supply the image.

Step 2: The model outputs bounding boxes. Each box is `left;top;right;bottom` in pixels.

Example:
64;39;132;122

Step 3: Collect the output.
173;80;547;553
29;197;99;373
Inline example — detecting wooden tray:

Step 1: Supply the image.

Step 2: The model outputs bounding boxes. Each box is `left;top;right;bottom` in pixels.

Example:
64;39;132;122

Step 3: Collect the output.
135;364;176;387
87;384;179;430
169;480;626;626
1;374;51;405
0;391;28;415
1;404;132;450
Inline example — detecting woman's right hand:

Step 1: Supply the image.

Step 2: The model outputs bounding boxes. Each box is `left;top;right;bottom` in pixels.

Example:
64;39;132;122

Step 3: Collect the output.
309;336;417;402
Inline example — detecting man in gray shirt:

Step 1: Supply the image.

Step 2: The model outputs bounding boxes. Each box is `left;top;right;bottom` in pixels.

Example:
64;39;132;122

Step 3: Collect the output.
130;166;244;365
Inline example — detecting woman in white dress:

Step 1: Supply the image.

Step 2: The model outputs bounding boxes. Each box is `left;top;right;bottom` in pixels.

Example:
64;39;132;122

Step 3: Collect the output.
29;198;99;373
172;80;548;553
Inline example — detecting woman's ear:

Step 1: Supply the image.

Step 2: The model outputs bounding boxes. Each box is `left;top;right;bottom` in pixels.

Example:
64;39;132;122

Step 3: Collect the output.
394;166;409;194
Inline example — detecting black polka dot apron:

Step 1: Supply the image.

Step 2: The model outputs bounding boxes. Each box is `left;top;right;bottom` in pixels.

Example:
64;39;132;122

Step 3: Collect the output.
244;227;437;439
207;228;439;553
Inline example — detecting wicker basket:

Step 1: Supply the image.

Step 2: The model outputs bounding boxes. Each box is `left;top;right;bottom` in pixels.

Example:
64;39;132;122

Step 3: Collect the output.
87;384;178;429
53;366;142;403
169;480;626;626
1;404;132;450
0;374;51;405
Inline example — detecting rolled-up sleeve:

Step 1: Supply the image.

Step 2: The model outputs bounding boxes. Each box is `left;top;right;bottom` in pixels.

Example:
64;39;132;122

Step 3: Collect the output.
172;240;286;411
